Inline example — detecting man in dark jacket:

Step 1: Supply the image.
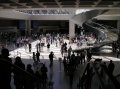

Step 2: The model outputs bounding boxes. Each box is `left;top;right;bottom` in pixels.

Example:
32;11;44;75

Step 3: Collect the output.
36;51;40;62
49;51;54;64
108;60;115;74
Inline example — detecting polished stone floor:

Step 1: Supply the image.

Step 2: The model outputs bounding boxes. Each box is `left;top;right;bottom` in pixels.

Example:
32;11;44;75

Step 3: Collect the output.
6;40;120;89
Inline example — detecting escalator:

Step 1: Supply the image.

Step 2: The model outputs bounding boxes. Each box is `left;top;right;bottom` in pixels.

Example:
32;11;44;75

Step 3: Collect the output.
77;61;120;89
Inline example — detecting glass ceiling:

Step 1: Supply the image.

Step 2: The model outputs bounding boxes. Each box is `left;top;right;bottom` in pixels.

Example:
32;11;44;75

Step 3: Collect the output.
75;9;91;15
16;9;71;15
15;9;92;15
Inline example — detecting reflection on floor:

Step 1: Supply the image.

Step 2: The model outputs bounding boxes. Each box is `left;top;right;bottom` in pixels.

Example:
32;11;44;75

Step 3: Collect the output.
8;40;120;89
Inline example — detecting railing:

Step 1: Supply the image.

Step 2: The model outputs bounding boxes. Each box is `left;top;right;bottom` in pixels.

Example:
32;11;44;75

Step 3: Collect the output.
73;21;118;53
77;62;107;89
92;63;106;89
0;58;50;89
77;60;120;89
101;63;120;89
88;22;108;31
100;24;119;34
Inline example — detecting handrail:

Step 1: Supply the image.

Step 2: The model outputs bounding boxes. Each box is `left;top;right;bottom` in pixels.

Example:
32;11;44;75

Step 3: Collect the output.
73;21;118;53
85;22;107;41
78;62;107;89
101;64;120;89
0;58;44;82
92;63;107;89
99;23;117;29
77;63;89;89
90;22;107;31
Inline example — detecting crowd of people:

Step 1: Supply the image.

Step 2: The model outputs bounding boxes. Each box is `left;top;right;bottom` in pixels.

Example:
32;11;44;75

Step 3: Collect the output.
0;47;48;89
0;31;118;89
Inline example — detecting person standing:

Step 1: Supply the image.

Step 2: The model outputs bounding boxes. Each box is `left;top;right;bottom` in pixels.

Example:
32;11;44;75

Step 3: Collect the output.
61;45;64;57
36;51;40;62
68;46;72;57
0;48;12;89
41;64;48;89
38;43;41;52
24;64;35;89
63;56;67;71
108;60;115;74
33;52;36;62
47;43;50;52
41;64;48;81
13;57;25;89
36;43;38;52
49;52;54;64
68;66;74;87
29;43;32;52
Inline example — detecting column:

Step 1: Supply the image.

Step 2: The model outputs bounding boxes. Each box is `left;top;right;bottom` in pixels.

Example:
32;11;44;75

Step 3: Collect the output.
117;20;120;35
69;20;75;40
26;20;31;35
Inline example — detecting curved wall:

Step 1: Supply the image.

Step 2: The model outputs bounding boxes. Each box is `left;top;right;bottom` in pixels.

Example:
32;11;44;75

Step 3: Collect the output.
71;10;107;26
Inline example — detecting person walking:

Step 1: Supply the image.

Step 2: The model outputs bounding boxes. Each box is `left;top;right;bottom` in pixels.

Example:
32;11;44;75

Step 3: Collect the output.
49;51;54;64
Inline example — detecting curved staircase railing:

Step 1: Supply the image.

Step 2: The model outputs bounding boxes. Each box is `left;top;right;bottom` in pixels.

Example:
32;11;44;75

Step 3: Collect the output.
73;21;118;53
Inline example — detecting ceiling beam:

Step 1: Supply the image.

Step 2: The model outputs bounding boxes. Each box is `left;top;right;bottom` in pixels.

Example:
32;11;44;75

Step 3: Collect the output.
108;1;120;8
93;0;102;7
32;0;46;8
113;2;120;5
10;0;28;8
55;0;62;8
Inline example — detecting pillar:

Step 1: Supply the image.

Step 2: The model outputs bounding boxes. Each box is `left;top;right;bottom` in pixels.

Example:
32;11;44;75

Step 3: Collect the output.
69;20;75;40
26;20;31;35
